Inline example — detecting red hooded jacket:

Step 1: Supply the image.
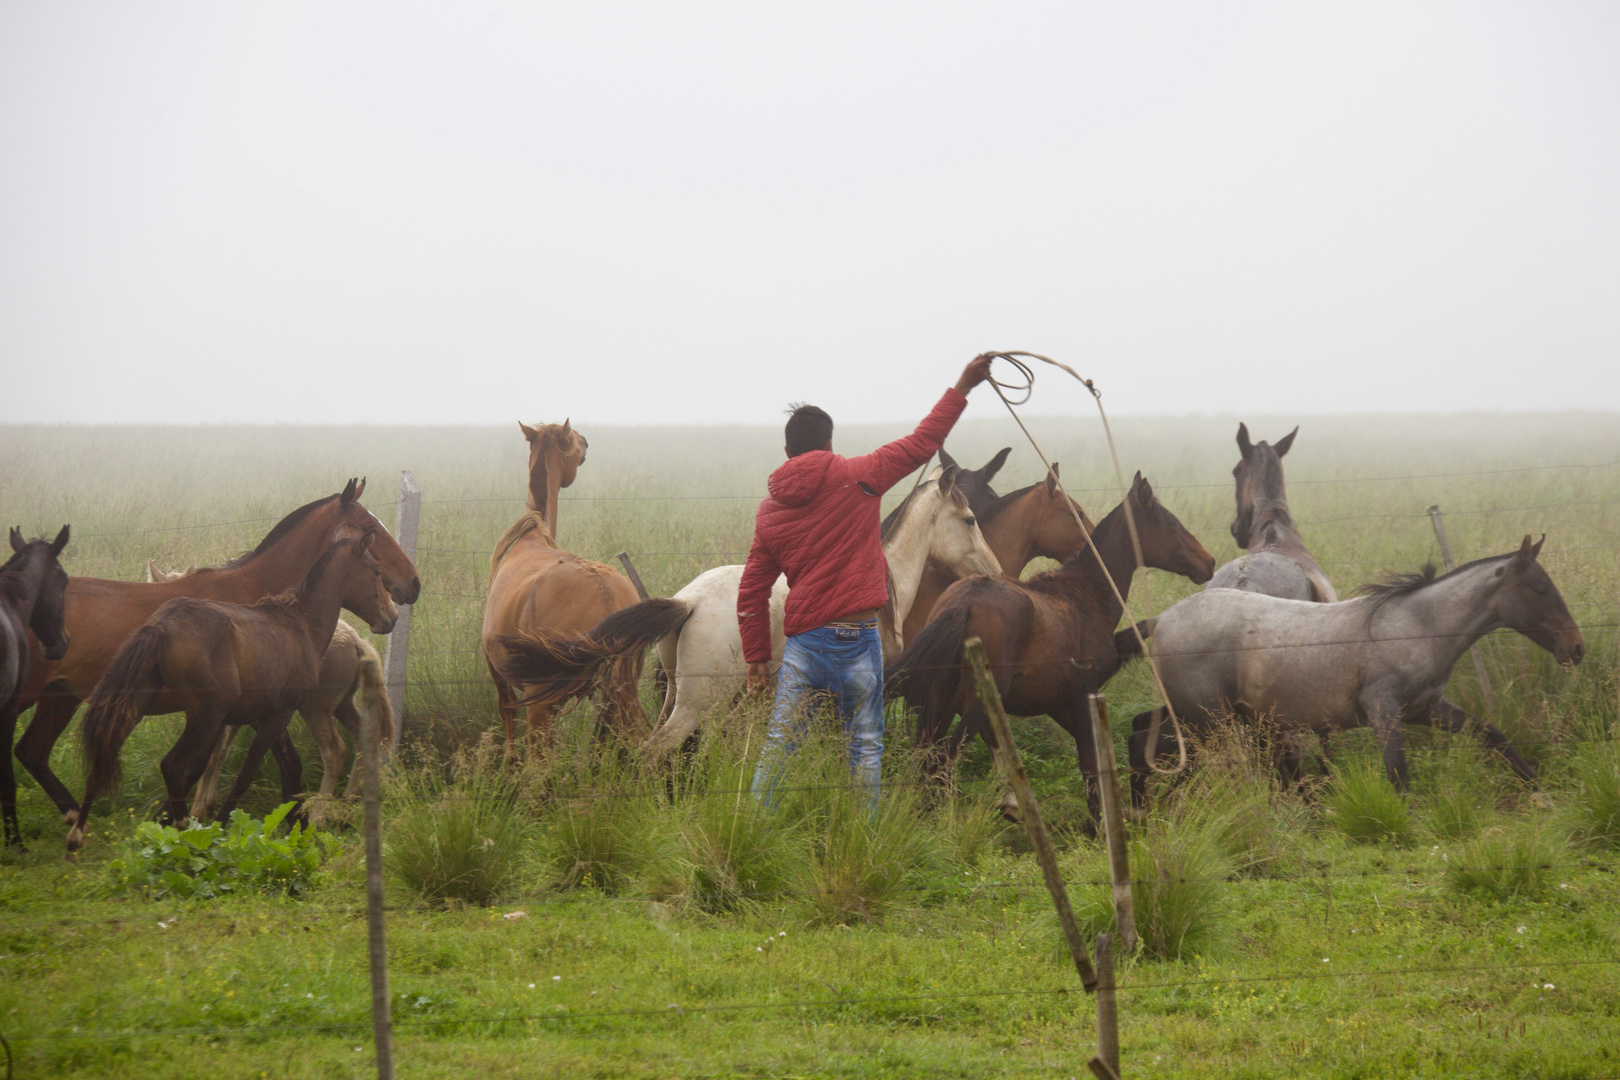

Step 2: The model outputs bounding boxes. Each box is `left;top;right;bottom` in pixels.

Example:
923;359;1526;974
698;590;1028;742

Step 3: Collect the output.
737;388;969;663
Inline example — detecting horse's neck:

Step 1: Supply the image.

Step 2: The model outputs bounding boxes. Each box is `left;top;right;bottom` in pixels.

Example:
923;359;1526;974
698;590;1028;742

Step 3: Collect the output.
981;494;1040;576
229;511;340;600
292;557;351;649
880;492;938;632
0;552;44;613
1378;563;1504;671
527;449;563;540
1063;506;1139;614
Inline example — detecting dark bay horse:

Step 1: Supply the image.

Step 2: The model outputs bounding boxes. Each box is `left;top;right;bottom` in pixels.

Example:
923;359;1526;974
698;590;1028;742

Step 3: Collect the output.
1;527;71;847
1206;424;1336;602
1129;536;1581;802
70;531;398;852
890;474;1215;821
10;479;420;831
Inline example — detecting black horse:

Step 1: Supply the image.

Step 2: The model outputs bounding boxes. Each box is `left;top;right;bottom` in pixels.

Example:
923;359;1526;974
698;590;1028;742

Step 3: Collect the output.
1;526;71;847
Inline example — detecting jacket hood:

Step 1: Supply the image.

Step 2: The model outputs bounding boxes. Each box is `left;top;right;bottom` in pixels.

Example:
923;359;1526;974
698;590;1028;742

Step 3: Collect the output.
768;451;839;508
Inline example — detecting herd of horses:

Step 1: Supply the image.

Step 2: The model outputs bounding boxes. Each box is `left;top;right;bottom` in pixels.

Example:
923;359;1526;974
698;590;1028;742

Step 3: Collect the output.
0;420;1585;856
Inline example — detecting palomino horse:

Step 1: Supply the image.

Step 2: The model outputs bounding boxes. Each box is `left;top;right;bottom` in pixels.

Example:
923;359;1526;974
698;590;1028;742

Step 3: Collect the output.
71;532;398;852
148;563;394;820
482;420;644;749
901;462;1095;644
11;480;419;833
1128;536;1581;803
498;466;1002;757
1;527;71;848
889;474;1215;822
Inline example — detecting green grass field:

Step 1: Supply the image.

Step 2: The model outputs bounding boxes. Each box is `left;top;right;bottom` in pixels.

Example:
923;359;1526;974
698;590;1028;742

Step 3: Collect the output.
2;412;1619;1078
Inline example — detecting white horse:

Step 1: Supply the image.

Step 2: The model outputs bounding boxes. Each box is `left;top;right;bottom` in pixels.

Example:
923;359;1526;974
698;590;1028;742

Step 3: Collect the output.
497;466;1001;755
146;562;393;817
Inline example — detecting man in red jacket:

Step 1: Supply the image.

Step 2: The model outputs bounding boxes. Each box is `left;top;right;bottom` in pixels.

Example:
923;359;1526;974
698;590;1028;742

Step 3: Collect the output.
742;354;995;806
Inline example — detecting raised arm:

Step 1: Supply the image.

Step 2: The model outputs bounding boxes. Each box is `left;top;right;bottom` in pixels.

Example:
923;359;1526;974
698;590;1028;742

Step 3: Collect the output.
846;355;993;494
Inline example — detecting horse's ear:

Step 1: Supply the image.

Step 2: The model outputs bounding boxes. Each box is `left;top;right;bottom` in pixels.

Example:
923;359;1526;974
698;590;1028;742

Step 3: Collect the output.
937;447;958;469
146;559;160;583
8;528;22;553
358;530;376;554
519;421;539;442
354;477;366;500
561;418;571;437
938;463;959;496
927;462;945;482
1133;472;1154;503
981;447;1012;482
341;478;359;507
50;525;69;555
1531;534;1545;559
1513;533;1537;568
1236;423;1253;456
1045;463;1060;496
1273;426;1298;457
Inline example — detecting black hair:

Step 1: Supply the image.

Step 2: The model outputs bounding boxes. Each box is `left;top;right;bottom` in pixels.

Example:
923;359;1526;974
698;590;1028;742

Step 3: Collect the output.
784;403;833;458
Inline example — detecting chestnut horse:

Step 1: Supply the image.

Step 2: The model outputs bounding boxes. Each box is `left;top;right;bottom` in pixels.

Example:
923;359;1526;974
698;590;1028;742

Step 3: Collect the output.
901;462;1095;644
890;474;1215;822
9;479;420;832
1;527;71;847
482;421;643;749
70;531;397;851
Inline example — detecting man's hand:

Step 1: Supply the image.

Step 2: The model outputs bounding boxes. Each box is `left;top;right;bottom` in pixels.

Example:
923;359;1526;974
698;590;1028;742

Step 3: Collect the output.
954;353;994;396
746;661;771;694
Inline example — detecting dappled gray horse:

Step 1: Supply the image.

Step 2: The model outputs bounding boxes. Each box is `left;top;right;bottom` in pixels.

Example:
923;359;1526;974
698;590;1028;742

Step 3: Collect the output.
1129;536;1582;802
1206;423;1336;602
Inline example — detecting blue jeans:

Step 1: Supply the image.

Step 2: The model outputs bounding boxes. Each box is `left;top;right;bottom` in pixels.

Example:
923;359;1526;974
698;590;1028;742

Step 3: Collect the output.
752;622;884;810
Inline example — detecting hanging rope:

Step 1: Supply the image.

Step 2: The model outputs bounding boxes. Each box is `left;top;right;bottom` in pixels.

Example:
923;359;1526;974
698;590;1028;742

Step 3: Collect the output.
976;351;1187;775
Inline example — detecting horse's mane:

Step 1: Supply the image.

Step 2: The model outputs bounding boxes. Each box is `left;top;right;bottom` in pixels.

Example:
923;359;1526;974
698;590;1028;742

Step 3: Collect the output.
1355;553;1512;611
222;494;340;569
489;510;556;582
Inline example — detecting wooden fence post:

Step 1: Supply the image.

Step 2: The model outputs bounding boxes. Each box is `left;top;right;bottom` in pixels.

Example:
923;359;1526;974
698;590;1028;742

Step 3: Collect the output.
360;674;396;1079
1087;931;1121;1080
964;637;1097;990
1427;505;1496;711
616;551;650;601
382;471;420;752
1088;694;1137;952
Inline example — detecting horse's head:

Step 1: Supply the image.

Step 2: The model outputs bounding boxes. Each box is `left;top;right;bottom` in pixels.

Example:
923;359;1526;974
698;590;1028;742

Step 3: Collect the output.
8;526;71;660
1493;535;1584;666
917;465;1002;579
938;446;1011;517
521;419;589;490
145;560;196;583
1128;473;1215;584
330;529;399;635
1230;422;1297;548
1027;463;1095;562
331;478;421;605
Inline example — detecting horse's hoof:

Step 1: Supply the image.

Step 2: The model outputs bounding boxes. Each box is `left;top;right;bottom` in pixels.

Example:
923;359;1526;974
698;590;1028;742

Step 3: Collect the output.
65;826;83;856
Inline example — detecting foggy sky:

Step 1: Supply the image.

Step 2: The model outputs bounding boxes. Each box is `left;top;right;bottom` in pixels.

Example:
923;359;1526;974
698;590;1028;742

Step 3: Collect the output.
2;3;1617;426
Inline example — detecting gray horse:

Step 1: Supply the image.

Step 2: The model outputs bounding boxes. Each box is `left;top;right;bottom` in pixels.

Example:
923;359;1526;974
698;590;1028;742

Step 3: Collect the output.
1129;536;1583;801
1205;423;1337;602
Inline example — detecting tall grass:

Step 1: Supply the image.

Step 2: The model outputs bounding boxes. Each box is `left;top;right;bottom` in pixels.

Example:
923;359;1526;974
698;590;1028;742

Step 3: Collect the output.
1444;819;1563;903
1561;730;1620;850
1324;758;1413;846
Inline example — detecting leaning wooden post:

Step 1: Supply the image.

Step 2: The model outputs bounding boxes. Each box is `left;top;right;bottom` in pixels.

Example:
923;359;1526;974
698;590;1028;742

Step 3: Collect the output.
616;551;650;601
965;637;1097;989
1089;693;1137;952
1087;932;1121;1080
1427;505;1496;711
382;471;421;753
360;677;396;1079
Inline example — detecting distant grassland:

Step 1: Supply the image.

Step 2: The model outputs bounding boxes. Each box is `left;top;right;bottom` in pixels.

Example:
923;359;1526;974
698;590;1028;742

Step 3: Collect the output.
3;410;1616;757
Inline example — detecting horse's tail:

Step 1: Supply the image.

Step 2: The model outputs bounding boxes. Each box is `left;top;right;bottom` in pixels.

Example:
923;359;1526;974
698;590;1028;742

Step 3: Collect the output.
80;624;168;795
1113;618;1156;661
497;597;693;709
890;603;971;747
348;630;394;750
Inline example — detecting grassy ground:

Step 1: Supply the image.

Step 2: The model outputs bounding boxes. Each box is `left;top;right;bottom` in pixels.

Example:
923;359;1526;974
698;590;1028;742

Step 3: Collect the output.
2;413;1619;1077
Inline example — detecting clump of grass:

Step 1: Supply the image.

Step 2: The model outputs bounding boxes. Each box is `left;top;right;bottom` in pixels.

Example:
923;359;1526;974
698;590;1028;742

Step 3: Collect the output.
1324;758;1413;846
932;784;1008;869
1172;721;1307;876
541;734;670;894
1444;820;1563;902
385;739;532;906
1562;736;1620;850
671;726;801;912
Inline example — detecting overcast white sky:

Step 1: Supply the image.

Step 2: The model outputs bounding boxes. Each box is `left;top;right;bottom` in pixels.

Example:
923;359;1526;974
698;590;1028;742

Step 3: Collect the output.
2;3;1616;425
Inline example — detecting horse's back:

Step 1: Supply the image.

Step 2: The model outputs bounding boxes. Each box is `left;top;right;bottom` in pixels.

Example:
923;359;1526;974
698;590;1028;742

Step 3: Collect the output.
1207;552;1315;601
672;565;788;673
483;542;638;644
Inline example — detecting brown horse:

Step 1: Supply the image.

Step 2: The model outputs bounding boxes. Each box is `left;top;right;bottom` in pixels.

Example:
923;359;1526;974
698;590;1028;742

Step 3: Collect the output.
70;532;397;852
10;479;420;830
1;527;71;848
482;421;643;749
901;463;1095;644
890;474;1215;822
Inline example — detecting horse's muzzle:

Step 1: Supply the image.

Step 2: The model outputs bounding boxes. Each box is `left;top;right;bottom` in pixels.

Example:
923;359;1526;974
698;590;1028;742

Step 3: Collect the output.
370;615;399;635
1559;639;1586;666
392;576;421;605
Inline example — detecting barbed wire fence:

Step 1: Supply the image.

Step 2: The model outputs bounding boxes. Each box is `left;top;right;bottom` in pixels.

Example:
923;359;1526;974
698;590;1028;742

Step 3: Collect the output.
9;461;1620;1076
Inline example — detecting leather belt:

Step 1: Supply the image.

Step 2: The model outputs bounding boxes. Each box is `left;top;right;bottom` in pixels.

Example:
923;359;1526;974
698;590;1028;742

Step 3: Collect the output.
826;608;880;628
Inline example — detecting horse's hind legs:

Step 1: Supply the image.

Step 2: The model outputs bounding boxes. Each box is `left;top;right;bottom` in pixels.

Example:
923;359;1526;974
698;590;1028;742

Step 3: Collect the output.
161;712;229;826
215;711;296;821
2;708;25;849
188;724;238;821
268;729;306;823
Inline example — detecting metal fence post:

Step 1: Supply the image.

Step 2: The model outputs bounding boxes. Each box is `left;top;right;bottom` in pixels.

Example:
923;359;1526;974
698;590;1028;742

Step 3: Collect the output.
1427;505;1496;711
382;471;420;751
